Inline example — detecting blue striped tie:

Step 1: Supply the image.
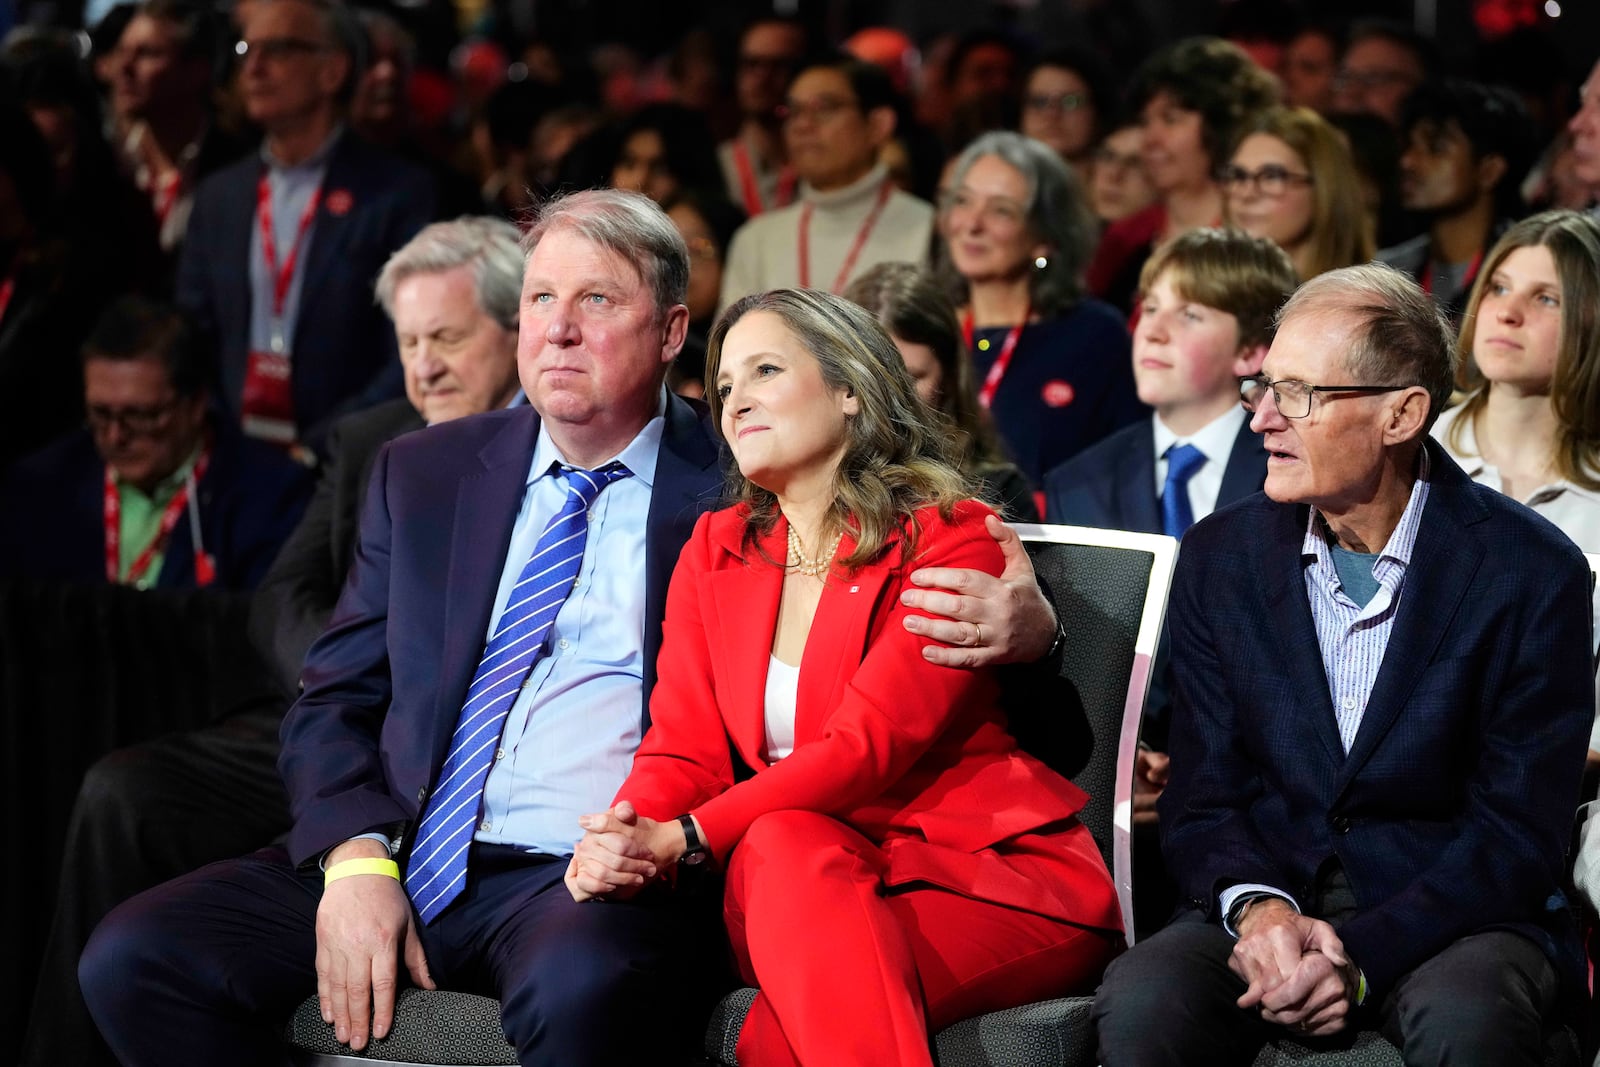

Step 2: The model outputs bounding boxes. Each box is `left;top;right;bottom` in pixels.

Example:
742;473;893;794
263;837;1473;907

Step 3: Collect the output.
406;462;631;924
1161;443;1206;540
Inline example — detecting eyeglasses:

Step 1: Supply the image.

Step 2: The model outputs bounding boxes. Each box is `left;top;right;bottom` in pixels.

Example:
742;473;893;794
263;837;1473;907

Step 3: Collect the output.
1024;92;1089;114
234;36;330;62
1239;375;1406;419
777;96;858;124
1218;164;1314;197
87;401;179;436
739;54;795;75
1332;67;1417;93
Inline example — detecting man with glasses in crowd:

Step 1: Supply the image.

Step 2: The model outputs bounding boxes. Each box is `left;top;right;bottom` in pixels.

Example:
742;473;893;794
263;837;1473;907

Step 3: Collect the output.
1330;19;1431;128
718;55;933;311
178;0;434;457
1093;263;1592;1065
715;16;808;218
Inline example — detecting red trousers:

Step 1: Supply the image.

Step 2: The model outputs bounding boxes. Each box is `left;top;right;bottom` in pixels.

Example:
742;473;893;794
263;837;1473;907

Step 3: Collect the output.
724;810;1119;1067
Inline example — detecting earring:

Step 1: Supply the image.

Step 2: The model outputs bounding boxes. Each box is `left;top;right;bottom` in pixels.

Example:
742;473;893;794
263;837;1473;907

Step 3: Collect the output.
1034;255;1049;270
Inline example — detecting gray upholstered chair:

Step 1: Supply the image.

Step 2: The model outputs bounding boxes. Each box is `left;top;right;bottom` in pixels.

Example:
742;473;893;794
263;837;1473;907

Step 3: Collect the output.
285;524;1181;1066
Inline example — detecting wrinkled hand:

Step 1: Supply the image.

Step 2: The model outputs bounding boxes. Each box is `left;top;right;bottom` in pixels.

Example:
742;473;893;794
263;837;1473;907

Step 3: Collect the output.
901;515;1055;668
565;800;670;903
1231;900;1356;1036
315;843;434;1051
1133;748;1170;827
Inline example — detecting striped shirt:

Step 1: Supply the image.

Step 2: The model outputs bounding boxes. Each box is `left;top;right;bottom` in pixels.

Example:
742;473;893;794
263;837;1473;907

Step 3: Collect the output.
1302;451;1432;753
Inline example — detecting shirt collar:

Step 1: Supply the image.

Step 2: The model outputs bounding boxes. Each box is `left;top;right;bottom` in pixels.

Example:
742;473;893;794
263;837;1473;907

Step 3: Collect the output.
112;440;203;501
260;124;343;173
801;162;890;208
526;388;668;490
1302;446;1432;568
1153;404;1248;466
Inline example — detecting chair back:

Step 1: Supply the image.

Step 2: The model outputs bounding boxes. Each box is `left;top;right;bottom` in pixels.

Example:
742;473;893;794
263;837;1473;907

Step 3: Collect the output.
1010;524;1178;948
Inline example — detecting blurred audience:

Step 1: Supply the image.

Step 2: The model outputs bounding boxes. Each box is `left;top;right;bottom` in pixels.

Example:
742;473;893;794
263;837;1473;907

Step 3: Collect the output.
1087;118;1158;228
716;16;806;217
1566;55;1600;212
1087;36;1279;315
1223;106;1374;281
663;187;744;397
607;102;722;205
1280;23;1340;115
937;130;1143;487
720;55;933;310
176;0;434;455
1331;18;1431;127
844;260;1039;520
1018;47;1112;186
1379;79;1535;326
939;27;1022;152
0;295;311;591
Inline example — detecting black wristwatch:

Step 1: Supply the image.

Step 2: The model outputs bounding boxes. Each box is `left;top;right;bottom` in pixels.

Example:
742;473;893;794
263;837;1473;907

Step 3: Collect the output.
677;814;709;866
1046;613;1067;660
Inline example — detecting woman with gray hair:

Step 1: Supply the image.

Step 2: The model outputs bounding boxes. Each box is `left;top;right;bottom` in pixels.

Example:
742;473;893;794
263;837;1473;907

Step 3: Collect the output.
937;130;1144;488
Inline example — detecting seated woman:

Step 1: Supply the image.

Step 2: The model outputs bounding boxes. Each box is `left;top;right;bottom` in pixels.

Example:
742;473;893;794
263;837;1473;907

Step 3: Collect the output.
1432;208;1600;761
845;261;1039;521
1222;106;1374;281
936;129;1145;487
566;288;1122;1066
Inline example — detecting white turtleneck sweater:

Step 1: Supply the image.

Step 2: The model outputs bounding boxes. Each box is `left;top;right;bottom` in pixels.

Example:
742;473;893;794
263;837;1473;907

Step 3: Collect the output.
717;163;934;313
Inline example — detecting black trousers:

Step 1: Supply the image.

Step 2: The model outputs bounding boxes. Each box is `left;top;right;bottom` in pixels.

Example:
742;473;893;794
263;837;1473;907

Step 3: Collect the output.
79;842;729;1067
21;705;289;1067
1092;909;1564;1067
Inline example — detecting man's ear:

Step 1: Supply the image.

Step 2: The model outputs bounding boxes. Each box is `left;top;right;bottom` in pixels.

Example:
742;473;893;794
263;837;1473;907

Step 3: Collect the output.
1476;152;1508;197
660;304;690;365
1382;385;1432;446
1231;342;1269;378
866;105;897;149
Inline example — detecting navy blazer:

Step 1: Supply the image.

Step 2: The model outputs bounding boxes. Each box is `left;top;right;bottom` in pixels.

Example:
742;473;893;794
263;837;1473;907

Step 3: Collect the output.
1042;414;1266;534
278;396;723;866
1157;440;1593;1000
176;131;435;453
0;420;313;590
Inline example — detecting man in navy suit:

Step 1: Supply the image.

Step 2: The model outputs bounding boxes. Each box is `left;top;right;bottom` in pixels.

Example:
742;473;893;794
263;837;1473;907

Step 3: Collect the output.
1093;263;1593;1065
176;0;433;455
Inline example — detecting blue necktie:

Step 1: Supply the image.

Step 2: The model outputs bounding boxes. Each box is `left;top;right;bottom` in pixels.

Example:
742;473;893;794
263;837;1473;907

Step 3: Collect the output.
406;462;631;924
1161;443;1206;540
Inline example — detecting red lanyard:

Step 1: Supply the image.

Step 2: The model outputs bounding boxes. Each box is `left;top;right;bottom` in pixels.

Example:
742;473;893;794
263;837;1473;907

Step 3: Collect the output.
103;442;213;587
732;139;795;216
963;306;1029;409
256;174;322;320
1421;249;1483;296
152;171;184;231
0;273;13;328
797;180;893;294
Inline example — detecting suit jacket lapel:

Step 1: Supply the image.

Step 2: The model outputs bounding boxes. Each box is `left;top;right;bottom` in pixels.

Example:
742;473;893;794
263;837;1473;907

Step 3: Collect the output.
1218;418;1267;509
430;409;538;767
1261;502;1345;766
1337;453;1485;788
794;527;893;745
1114;430;1162;535
706;521;783;766
296;132;359;321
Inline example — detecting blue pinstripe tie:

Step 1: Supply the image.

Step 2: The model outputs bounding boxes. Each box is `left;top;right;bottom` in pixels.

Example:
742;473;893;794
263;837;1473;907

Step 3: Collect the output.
1161;443;1206;540
406;462;631;924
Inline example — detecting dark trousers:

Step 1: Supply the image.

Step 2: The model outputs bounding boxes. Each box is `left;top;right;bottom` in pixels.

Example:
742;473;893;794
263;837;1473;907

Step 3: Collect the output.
21;707;289;1067
1092;910;1563;1067
80;842;729;1067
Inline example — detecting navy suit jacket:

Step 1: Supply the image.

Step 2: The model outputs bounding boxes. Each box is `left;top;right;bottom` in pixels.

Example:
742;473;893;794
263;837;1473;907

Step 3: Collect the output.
1157;440;1593;1000
176;131;435;453
278;396;723;866
0;420;313;590
1042;414;1266;535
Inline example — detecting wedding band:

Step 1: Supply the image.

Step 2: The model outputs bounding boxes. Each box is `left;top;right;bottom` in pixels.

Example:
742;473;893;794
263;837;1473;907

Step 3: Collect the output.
973;624;983;646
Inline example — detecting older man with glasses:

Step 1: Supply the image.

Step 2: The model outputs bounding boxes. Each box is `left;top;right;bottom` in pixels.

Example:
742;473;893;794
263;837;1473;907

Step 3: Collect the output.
1094;262;1593;1066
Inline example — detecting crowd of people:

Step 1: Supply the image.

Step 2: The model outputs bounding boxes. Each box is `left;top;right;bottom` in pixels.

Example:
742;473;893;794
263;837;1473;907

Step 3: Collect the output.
5;0;1600;1064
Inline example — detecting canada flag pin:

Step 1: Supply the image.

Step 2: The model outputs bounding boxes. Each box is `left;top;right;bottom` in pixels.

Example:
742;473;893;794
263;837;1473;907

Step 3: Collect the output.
325;188;354;217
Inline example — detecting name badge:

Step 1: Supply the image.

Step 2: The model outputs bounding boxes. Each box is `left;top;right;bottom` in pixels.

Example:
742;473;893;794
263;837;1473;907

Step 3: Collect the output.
242;348;295;443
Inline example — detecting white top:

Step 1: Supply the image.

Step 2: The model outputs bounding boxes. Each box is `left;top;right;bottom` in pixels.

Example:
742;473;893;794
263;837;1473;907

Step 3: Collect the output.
1433;401;1600;747
1151;405;1250;524
717;162;935;314
764;655;800;763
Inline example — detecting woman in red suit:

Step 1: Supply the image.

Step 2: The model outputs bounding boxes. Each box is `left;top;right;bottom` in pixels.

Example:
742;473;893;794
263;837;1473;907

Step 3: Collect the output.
565;288;1121;1066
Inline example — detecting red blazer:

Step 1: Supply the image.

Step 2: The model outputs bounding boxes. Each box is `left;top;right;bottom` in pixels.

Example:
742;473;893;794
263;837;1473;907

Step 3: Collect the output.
618;499;1121;932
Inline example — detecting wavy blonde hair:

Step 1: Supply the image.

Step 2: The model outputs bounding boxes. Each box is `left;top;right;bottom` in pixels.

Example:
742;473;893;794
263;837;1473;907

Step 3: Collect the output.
705;288;977;569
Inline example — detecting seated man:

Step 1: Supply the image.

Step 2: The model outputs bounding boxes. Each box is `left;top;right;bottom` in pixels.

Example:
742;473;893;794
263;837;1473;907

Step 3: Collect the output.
1093;263;1593;1065
79;190;1054;1067
0;296;312;590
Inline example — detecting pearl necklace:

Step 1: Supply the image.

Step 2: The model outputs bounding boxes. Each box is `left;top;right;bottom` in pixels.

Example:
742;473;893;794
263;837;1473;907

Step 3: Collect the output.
787;525;842;578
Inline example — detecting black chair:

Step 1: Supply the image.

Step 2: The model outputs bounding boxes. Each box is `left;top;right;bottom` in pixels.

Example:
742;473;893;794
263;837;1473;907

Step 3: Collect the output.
285;524;1180;1066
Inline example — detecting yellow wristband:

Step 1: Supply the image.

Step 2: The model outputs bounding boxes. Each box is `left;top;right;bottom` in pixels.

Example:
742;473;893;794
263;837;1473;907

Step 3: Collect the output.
324;858;401;887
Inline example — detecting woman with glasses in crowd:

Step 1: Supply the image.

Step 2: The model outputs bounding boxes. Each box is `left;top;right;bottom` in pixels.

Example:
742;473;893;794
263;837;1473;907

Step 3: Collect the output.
936;130;1144;488
1017;47;1112;187
565;287;1121;1066
1222;106;1374;281
844;261;1039;520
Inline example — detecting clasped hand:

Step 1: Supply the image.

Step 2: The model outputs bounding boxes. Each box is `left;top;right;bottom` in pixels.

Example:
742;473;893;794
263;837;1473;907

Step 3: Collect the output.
1230;899;1360;1037
565;800;679;902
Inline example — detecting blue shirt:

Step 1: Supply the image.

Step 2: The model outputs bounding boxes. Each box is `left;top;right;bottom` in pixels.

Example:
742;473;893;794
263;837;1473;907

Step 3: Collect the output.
474;400;666;856
248;128;339;357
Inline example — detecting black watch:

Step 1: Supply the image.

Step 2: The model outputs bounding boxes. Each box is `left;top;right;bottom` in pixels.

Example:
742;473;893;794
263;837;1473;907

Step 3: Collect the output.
677;814;709;866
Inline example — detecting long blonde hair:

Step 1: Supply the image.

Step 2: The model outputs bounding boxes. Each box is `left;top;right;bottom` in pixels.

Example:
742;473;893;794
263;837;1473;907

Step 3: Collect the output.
706;288;976;569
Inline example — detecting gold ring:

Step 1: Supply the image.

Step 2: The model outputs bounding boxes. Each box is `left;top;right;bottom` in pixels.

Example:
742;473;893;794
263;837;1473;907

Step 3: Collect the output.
973;624;983;646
